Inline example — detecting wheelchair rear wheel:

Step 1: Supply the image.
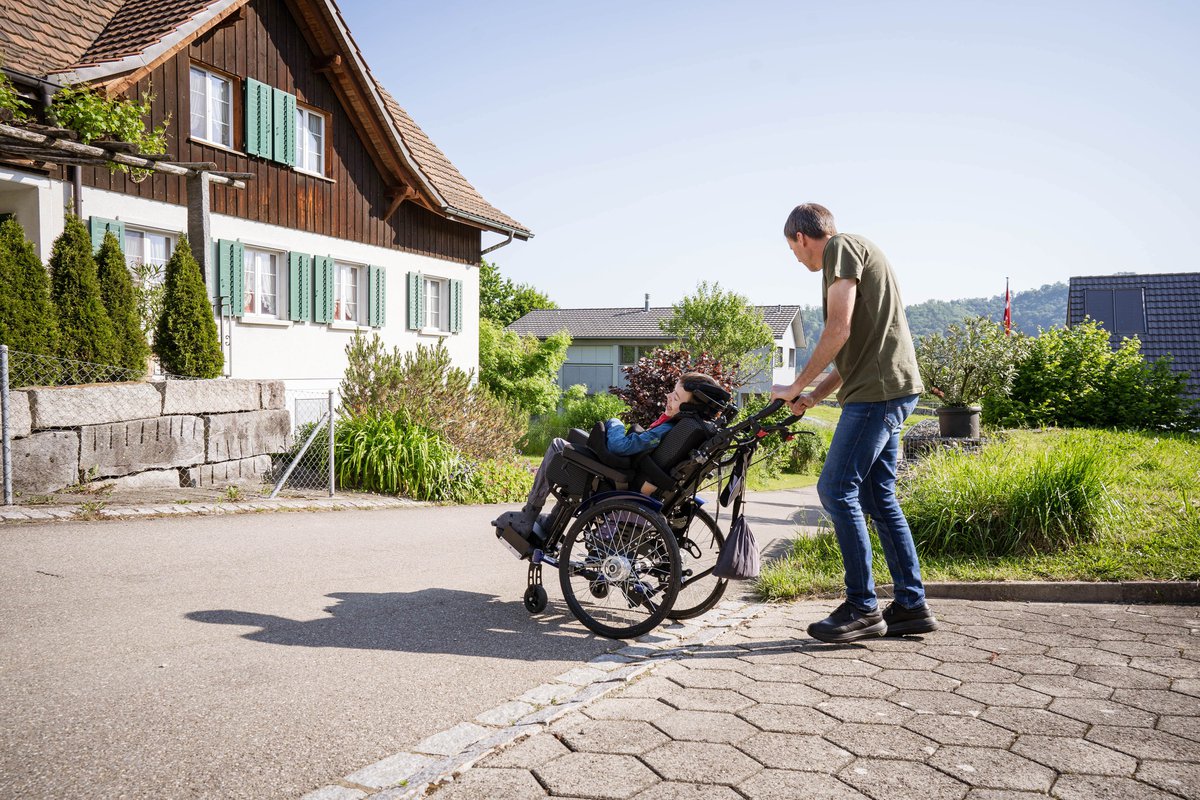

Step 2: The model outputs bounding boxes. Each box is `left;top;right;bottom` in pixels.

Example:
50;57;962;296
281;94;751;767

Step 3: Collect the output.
667;507;728;620
559;498;681;639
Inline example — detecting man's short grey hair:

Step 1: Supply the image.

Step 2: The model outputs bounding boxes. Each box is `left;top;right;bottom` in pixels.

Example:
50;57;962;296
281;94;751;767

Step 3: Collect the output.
783;204;837;240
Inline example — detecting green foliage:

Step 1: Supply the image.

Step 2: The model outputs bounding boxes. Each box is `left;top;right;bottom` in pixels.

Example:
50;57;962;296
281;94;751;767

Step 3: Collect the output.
479;259;557;326
522;384;630;455
154;236;223;378
0;68;30;122
0;218;58;365
50;85;169;180
915;316;1022;407
341;333;524;460
611;348;737;428
660;281;772;384
48;216;118;381
478;318;570;415
460;457;536;504
95;232;149;377
334;411;472;501
786;425;830;474
130;259;166;343
983;320;1196;430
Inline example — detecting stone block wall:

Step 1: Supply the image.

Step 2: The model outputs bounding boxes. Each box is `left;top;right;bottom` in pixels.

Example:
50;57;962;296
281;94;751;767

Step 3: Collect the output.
5;379;291;496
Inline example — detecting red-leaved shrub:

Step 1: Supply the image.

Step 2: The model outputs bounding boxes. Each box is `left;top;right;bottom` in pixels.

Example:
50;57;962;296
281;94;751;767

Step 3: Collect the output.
610;348;738;427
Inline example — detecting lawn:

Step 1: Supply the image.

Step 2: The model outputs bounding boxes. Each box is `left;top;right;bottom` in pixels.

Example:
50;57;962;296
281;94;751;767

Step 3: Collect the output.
757;427;1200;600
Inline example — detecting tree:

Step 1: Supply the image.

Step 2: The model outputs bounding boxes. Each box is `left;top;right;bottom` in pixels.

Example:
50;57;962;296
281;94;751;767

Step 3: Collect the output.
479;259;557;326
96;231;149;377
660;281;773;385
478;318;570;415
0;218;58;359
48;215;118;382
154;236;223;378
611;348;738;428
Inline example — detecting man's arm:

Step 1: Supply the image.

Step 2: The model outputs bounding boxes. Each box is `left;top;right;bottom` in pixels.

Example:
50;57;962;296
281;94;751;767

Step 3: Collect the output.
770;278;857;414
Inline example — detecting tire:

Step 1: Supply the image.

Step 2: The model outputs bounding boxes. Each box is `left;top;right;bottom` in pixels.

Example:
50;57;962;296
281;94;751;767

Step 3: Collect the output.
524;584;548;614
667;507;728;620
558;498;681;640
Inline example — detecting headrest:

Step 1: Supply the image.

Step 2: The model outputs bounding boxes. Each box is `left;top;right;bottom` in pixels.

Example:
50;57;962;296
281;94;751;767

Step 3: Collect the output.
680;377;731;419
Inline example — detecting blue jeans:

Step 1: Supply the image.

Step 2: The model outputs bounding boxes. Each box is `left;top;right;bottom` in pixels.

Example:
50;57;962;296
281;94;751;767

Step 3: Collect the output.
816;394;925;612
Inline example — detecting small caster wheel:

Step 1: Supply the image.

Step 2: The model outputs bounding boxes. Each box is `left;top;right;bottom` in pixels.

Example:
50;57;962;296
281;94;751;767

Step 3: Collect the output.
589;582;609;599
524;584;548;614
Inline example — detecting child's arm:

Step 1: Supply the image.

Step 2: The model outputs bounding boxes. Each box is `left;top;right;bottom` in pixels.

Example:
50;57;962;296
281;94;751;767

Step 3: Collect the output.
604;418;671;456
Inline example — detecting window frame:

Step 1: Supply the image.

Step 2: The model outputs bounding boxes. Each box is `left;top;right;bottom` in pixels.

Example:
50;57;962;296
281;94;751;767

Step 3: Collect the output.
423;275;447;331
242;246;284;319
189;65;235;149
334;261;363;324
294;103;328;177
123;226;175;276
774;346;784;368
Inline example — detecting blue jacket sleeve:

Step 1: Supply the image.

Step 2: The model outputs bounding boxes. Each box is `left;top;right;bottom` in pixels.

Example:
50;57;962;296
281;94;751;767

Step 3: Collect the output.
604;418;675;456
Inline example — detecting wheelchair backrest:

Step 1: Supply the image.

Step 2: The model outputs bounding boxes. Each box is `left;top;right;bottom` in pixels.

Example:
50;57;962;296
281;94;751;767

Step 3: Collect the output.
649;415;718;472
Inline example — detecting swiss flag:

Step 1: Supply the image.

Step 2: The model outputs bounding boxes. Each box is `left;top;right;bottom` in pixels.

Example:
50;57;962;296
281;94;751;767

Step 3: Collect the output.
1004;279;1012;336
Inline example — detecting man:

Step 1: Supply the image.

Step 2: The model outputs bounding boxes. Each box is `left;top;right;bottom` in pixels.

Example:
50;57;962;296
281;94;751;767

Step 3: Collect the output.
770;203;938;643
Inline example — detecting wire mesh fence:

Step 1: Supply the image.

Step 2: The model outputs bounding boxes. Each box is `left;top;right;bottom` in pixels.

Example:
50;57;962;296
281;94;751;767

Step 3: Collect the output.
269;389;336;496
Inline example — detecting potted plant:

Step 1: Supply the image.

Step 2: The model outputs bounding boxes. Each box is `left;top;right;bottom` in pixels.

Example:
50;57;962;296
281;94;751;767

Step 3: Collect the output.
915;316;1020;438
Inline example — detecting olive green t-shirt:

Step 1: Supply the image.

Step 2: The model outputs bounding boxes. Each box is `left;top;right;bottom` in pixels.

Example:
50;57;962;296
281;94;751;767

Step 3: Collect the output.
822;233;924;405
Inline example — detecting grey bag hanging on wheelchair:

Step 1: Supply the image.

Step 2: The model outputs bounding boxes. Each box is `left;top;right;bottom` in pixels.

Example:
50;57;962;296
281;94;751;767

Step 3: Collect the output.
714;450;760;580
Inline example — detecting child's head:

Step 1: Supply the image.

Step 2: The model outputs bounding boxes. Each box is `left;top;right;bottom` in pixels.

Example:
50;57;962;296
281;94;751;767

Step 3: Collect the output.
665;372;728;419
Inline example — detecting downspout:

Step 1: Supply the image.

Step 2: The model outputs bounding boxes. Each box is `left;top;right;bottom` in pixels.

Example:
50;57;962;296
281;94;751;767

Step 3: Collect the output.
481;230;515;256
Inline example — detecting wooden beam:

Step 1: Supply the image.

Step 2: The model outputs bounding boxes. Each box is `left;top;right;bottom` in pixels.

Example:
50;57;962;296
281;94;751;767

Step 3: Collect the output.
384;184;419;219
313;54;342;73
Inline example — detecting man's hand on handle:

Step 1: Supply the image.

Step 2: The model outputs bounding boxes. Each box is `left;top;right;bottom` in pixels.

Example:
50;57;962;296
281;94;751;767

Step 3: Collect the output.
770;384;816;418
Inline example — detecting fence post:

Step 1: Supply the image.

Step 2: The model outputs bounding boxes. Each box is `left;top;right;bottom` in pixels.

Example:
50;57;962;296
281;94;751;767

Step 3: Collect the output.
327;389;335;497
1;345;12;506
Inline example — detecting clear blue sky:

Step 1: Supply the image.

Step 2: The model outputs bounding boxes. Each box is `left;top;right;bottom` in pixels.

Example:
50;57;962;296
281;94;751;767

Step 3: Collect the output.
341;0;1200;311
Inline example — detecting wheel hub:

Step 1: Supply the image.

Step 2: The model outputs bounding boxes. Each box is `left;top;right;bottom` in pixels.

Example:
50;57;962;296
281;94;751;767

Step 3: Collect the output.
601;555;632;582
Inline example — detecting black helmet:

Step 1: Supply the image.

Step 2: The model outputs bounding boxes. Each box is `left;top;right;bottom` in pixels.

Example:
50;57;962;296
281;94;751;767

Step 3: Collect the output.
680;377;732;419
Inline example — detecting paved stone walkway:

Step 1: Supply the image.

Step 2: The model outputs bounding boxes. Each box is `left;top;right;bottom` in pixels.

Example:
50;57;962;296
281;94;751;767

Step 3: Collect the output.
0;494;418;522
421;599;1200;800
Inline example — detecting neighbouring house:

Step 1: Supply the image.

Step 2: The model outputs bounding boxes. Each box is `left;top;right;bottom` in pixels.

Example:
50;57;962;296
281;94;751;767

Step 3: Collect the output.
0;0;530;419
508;301;806;399
1066;272;1200;400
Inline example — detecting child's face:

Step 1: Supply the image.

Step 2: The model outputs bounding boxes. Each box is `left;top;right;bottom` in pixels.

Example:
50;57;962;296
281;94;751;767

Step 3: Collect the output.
665;381;693;417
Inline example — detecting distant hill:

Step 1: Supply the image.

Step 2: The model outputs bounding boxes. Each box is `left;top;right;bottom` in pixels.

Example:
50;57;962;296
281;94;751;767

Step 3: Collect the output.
796;282;1067;362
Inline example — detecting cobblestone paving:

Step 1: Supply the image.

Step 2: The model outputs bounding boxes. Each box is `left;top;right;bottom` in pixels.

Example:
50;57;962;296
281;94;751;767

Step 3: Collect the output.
425;599;1200;800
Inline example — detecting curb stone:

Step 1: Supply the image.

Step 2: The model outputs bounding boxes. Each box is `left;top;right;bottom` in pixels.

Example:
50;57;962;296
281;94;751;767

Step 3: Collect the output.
0;496;424;523
298;600;771;800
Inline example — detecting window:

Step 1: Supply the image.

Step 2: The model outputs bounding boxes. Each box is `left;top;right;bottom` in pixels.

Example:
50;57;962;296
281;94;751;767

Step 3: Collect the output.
335;263;360;322
424;276;443;329
619;345;640;366
243;248;280;317
295;106;325;175
788;348;796;368
190;67;233;148
124;228;173;285
774;347;784;368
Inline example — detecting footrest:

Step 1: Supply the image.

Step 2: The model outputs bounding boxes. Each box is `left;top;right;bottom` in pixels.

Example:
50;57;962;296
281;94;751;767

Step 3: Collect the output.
496;524;534;560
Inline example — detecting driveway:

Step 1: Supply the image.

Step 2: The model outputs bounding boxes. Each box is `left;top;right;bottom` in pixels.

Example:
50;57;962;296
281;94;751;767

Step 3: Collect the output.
0;489;824;799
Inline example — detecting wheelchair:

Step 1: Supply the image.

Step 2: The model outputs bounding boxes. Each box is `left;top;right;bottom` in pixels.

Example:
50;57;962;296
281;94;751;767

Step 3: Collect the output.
494;398;807;639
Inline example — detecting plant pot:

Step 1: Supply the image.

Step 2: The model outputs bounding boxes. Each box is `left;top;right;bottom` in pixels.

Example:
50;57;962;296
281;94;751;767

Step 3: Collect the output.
936;405;981;439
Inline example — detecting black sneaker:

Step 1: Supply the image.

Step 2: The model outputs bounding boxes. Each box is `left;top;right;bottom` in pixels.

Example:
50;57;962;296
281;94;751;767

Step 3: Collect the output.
807;601;887;644
882;601;939;636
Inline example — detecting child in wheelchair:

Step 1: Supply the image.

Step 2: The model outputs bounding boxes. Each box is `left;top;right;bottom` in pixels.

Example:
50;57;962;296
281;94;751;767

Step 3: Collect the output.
491;372;730;546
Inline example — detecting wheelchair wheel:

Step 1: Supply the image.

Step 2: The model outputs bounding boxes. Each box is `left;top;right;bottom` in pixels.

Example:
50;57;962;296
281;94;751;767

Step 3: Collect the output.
667;507;728;620
558;498;680;640
524;584;548;614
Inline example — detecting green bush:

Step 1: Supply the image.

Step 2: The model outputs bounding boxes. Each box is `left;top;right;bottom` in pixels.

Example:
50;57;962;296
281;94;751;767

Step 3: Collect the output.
0;218;58;367
900;436;1116;557
96;232;148;377
478;318;569;415
915;316;1022;407
154;236;223;378
522;384;629;455
48;216;119;382
984;320;1196;430
334;411;471;501
460;457;535;504
786;425;829;474
342;333;524;460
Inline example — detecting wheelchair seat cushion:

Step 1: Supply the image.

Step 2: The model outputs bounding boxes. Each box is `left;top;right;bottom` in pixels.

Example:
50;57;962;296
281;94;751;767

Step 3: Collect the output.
586;421;633;470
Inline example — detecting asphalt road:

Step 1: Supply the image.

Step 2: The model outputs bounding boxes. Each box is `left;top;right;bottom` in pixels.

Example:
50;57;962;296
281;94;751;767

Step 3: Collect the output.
0;489;821;799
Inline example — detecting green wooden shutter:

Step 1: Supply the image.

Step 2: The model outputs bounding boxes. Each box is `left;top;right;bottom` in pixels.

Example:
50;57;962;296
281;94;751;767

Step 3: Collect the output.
312;255;334;323
406;271;423;330
288;252;311;322
216;239;245;317
245;79;273;158
89;217;125;252
367;266;386;328
450;278;463;334
272;88;297;166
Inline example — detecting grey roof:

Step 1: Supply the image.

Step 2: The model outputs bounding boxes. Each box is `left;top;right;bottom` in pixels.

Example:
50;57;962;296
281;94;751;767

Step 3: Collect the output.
1067;272;1200;399
508;305;802;340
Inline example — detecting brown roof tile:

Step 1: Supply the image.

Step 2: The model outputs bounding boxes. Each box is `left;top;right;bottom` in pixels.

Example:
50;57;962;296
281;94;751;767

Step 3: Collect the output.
74;0;222;68
0;0;125;75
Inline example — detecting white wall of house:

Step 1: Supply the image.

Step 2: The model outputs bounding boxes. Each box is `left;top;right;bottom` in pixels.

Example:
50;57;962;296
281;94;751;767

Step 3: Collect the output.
0;173;480;398
741;319;804;396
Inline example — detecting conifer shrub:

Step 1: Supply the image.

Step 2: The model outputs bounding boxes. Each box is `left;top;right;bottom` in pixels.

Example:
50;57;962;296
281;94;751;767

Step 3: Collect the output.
48;216;118;382
154;236;223;378
0;218;59;373
95;231;149;378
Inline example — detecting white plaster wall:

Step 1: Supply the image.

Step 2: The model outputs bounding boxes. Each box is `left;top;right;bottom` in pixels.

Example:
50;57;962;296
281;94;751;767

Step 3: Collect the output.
15;182;481;394
0;167;64;258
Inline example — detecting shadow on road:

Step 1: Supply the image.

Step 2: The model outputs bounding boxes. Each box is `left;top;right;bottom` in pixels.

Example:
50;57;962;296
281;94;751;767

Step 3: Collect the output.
187;588;606;661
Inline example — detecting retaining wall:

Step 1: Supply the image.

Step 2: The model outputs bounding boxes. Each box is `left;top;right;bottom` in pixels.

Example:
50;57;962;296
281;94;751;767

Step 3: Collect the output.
6;379;291;496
